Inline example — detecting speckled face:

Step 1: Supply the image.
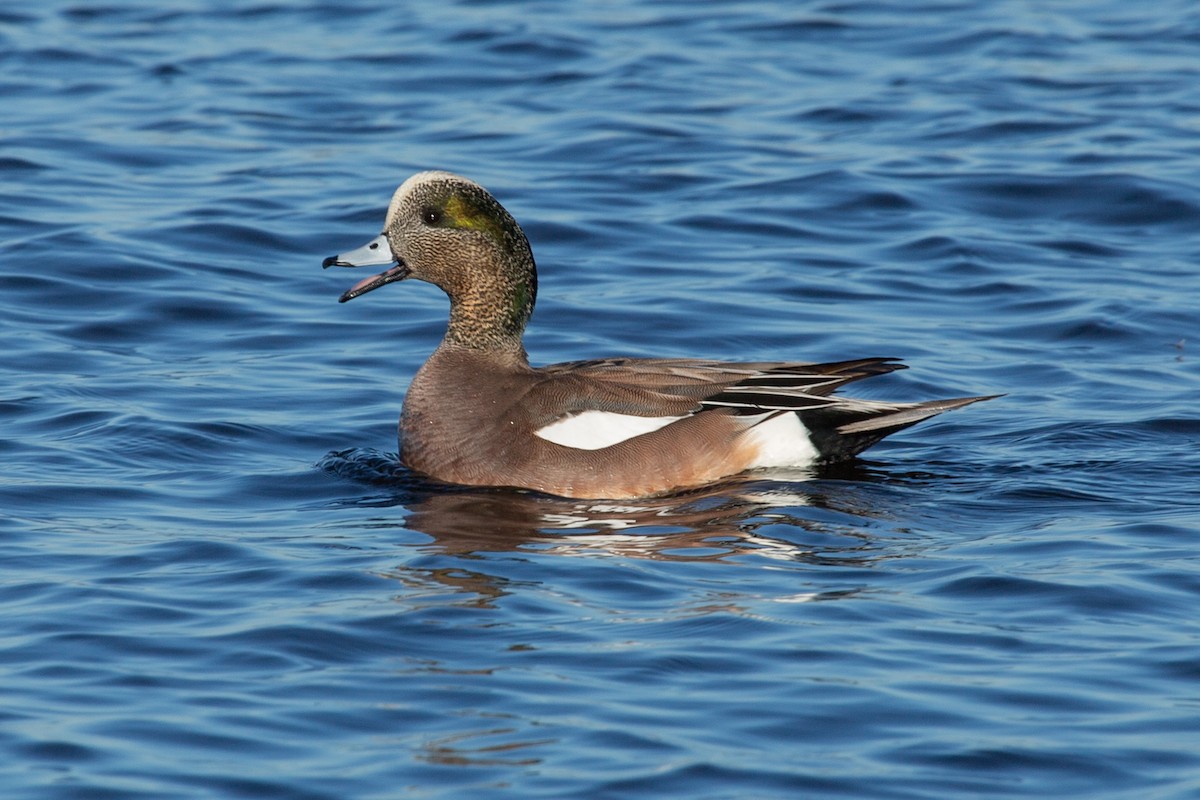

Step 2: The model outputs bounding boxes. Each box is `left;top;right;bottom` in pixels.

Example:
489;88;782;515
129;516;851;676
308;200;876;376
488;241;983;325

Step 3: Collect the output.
349;171;538;348
382;171;527;267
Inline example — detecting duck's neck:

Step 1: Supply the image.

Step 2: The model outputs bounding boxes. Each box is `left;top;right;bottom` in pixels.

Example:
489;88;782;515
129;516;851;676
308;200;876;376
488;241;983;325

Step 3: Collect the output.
442;254;537;354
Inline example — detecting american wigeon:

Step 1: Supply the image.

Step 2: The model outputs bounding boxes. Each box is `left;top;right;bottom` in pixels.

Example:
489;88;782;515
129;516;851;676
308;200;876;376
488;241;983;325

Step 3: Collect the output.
324;171;995;499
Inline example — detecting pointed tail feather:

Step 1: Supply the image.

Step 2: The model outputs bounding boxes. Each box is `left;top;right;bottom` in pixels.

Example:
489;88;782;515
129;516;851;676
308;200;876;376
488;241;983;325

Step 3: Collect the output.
837;395;1000;434
802;394;1001;462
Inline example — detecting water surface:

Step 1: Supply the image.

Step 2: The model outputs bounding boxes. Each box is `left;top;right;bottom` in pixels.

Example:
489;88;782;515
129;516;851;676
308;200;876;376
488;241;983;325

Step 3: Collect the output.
2;1;1199;798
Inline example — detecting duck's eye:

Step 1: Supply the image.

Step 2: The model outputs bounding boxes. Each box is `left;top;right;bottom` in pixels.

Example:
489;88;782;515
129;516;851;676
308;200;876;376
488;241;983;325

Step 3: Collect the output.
422;208;442;225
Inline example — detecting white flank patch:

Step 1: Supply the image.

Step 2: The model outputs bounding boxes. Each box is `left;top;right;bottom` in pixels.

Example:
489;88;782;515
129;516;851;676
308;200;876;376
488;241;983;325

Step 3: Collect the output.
534;410;683;450
742;412;819;468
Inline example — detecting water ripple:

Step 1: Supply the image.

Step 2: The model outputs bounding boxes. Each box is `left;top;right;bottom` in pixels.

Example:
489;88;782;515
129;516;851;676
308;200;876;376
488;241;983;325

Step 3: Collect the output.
3;0;1200;798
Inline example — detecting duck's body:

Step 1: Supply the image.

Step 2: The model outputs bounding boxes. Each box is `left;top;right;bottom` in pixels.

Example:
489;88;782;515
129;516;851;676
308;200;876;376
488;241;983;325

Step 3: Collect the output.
325;171;993;499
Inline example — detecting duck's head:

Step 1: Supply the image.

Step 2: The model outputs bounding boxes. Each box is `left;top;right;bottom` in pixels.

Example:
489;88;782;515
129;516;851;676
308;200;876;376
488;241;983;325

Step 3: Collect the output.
324;171;537;348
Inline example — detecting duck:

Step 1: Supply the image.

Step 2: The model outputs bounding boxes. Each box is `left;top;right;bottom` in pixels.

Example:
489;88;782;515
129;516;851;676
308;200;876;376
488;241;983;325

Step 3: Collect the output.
323;170;994;499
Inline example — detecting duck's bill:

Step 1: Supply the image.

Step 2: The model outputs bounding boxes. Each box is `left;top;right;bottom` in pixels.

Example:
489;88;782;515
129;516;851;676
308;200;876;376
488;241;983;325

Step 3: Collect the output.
338;263;410;303
322;234;393;268
322;233;409;302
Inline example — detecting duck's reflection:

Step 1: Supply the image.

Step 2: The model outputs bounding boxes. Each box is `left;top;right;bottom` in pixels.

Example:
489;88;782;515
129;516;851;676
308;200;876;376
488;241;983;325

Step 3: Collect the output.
321;448;913;565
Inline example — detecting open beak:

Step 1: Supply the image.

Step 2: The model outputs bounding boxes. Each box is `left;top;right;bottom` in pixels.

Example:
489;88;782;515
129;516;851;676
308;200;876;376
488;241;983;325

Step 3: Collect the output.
322;234;410;303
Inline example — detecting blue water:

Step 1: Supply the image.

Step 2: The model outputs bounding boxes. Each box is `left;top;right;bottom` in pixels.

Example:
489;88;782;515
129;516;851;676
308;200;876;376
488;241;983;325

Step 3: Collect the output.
3;1;1199;797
